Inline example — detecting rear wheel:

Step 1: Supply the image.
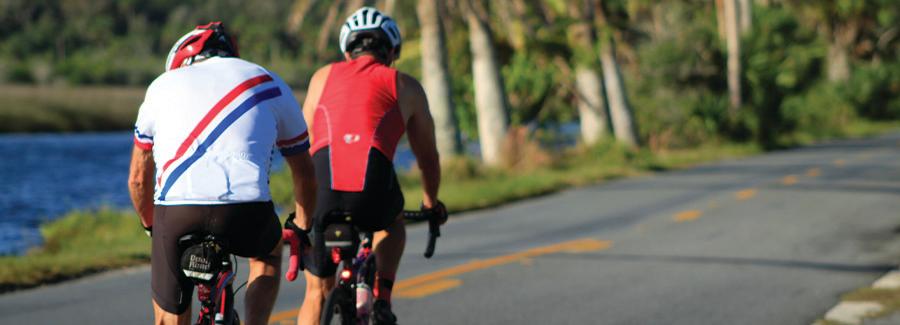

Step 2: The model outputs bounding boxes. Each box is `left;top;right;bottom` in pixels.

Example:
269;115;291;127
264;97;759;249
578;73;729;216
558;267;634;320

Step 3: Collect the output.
320;287;355;325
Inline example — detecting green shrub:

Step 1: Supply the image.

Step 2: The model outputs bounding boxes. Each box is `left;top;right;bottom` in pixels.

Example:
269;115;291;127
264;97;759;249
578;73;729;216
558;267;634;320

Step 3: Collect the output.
842;62;900;119
780;82;855;144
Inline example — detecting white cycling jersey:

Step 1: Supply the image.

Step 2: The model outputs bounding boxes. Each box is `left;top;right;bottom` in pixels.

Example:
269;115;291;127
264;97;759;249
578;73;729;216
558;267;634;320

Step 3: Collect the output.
133;57;308;205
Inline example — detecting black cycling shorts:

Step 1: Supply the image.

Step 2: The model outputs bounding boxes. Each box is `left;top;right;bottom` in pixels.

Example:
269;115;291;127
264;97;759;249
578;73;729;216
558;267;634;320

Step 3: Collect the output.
305;148;404;277
151;201;281;314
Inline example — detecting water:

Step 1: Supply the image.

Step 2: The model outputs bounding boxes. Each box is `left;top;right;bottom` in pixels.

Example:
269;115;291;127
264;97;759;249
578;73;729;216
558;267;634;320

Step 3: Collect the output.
0;133;134;255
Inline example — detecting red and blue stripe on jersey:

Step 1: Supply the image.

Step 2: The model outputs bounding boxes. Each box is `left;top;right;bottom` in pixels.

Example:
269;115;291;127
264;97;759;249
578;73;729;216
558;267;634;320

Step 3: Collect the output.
155;74;301;201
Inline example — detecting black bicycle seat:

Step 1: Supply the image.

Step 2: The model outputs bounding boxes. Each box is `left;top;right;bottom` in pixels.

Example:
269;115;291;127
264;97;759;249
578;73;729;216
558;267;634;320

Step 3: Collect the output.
178;233;228;283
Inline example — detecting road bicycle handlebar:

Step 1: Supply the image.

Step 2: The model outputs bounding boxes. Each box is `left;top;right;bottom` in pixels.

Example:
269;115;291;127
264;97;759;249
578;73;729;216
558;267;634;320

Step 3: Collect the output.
402;209;443;258
281;205;446;281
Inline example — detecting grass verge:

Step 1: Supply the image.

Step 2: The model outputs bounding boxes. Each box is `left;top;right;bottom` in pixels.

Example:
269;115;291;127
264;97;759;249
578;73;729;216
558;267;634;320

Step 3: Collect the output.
0;208;149;292
813;286;900;324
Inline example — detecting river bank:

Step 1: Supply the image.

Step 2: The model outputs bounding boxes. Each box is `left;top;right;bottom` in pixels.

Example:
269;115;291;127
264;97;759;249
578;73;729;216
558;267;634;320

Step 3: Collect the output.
0;85;305;133
3;119;898;292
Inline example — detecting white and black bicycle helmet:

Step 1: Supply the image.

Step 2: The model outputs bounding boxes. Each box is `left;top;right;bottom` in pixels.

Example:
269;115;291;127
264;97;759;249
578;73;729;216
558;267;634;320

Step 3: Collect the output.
338;7;402;55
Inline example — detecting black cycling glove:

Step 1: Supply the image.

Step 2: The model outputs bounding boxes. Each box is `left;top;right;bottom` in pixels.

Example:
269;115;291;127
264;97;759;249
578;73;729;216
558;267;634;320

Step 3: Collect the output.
423;200;449;225
284;213;311;248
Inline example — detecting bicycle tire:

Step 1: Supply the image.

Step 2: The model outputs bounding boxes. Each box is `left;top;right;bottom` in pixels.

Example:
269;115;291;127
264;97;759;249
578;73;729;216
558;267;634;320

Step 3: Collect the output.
320;287;355;325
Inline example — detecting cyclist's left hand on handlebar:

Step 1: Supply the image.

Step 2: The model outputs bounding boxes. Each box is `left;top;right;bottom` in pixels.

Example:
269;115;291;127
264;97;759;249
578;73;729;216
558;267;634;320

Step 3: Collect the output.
424;200;448;225
282;213;310;281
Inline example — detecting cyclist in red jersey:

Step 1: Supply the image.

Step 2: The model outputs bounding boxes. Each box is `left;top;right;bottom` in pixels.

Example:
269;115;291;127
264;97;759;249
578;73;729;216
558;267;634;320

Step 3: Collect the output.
291;7;445;325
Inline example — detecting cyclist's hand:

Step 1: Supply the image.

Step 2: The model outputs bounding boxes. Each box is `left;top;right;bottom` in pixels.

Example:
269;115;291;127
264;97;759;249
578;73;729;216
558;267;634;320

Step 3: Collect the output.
284;213;311;247
283;213;310;281
424;200;448;225
143;225;152;238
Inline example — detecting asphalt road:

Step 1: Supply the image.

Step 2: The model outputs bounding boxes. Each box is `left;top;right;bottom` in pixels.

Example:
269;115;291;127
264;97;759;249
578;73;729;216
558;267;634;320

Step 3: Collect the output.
2;133;899;324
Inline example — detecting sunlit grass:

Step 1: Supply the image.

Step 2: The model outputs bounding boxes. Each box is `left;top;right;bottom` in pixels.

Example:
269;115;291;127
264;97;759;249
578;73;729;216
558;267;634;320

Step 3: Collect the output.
0;208;149;291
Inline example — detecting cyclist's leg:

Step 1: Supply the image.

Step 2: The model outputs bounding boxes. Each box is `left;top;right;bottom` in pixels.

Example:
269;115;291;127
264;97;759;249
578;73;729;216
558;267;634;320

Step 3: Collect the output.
152;300;190;325
299;271;335;325
245;241;282;325
216;202;283;325
298;227;338;325
372;215;405;303
151;205;204;325
296;186;341;324
360;154;405;305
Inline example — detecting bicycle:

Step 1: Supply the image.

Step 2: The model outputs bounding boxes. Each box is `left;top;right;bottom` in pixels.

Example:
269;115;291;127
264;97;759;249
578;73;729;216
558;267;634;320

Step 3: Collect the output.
281;207;444;325
178;233;242;325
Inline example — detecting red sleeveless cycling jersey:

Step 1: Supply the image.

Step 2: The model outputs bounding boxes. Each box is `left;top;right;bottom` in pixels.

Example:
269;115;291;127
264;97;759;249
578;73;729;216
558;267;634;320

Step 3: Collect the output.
309;56;405;192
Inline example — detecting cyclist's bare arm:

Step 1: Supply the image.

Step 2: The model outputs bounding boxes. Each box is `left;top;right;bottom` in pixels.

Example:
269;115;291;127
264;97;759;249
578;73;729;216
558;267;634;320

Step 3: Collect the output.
301;64;332;137
285;153;316;230
292;64;332;231
127;146;155;228
397;73;441;209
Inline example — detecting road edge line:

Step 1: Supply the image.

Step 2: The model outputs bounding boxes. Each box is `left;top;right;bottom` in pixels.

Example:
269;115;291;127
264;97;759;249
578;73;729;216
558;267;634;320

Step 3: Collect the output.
814;269;900;325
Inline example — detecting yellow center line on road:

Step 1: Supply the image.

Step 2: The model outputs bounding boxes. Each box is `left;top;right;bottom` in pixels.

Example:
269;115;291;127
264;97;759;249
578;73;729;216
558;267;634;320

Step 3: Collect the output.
806;168;821;177
782;175;798;185
268;238;612;323
673;210;703;222
833;159;846;167
396;278;463;298
735;188;757;200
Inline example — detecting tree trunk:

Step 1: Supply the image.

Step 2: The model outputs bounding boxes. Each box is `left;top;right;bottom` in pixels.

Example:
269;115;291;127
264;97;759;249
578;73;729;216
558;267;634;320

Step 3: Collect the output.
464;0;510;166
599;38;638;147
376;0;396;14
287;0;317;34
723;0;742;114
495;0;530;51
715;0;727;41
575;67;608;145
417;0;463;158
826;22;857;82
568;0;609;145
738;0;752;34
593;1;638;147
316;0;344;57
343;0;368;17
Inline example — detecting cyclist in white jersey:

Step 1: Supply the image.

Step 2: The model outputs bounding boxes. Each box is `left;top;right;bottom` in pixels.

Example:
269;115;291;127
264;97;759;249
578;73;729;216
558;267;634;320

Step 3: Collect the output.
128;22;316;325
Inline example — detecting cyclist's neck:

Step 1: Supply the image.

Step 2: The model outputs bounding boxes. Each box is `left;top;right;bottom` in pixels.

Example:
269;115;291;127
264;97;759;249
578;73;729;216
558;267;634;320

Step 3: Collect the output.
347;53;393;66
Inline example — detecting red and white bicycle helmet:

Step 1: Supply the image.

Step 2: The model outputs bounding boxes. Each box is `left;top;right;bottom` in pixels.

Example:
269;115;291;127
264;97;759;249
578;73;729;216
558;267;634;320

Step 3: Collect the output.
165;22;240;71
339;7;402;55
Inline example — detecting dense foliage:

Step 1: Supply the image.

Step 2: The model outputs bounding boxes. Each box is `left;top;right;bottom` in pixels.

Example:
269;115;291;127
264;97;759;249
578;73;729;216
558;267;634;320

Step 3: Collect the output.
1;0;898;148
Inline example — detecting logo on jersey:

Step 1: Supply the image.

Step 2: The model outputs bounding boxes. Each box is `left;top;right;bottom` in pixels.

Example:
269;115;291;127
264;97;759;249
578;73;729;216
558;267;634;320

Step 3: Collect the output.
343;133;360;144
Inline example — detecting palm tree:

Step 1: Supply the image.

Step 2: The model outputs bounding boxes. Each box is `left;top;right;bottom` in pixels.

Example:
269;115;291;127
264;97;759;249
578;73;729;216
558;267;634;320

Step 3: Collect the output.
462;0;510;166
417;0;463;158
717;0;742;114
594;1;638;147
567;0;609;145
